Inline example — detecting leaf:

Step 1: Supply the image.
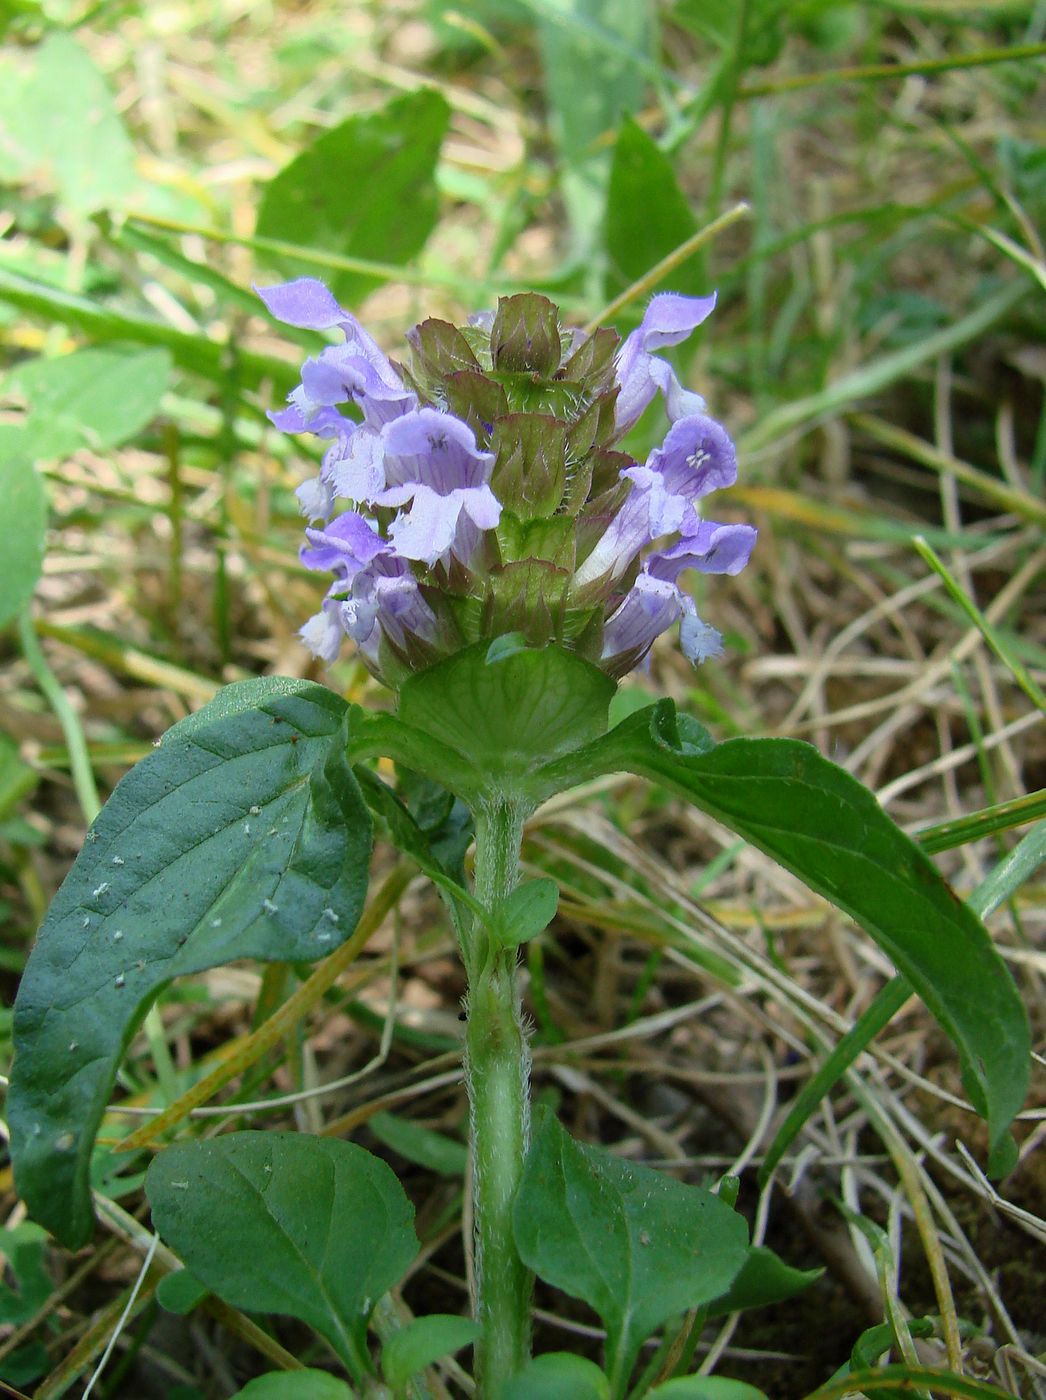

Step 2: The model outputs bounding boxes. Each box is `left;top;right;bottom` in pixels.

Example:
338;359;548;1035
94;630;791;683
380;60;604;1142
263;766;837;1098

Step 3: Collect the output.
381;1314;479;1392
499;1352;611;1400
647;1380;769;1400
369;1111;468;1177
394;641;616;802
0;1223;52;1325
352;765;477;918
532;701;1030;1163
672;0;784;65
0;429;46;629
0;265;293;393
513;1108;750;1391
156;1269;210;1316
256;90;450;307
605;118;702;300
232;1374;354;1400
0;731;39;818
535;0;653;252
8;680;373;1248
147;1133;418;1381
497;878;559;946
2;348;172;460
0;33;136;215
808;1364;1012;1399
706;1245;821;1317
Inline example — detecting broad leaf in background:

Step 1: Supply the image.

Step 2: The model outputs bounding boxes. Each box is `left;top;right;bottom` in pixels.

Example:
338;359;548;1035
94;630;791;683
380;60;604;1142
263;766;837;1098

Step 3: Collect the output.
514;1108;750;1393
147;1133;418;1381
1;348;172;460
257;89;451;307
381;1313;480;1393
647;1379;769;1399
0;428;46;629
672;0;785;65
535;0;653;260
605;117;703;300
0;32;137;216
499;1352;610;1400
532;701;1030;1164
706;1245;821;1318
232;1373;354;1400
8;680;372;1247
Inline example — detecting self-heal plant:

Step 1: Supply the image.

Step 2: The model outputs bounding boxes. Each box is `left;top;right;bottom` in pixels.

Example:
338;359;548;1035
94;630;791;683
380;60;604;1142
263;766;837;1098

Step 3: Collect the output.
8;281;1029;1400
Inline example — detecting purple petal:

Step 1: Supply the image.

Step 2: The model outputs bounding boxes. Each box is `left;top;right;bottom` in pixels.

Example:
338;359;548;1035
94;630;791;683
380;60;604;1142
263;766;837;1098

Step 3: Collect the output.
299;599;345;664
342;556;437;654
648;414;737;498
635;292;717;351
301;346;415;428
680;613;723;663
614;291;717;434
300;511;384;577
573;481;659;588
601;573;685;663
385;486;461;563
256;278;349;330
649;522;758;580
380;408;495;493
325;430;387;504
295;475;335;521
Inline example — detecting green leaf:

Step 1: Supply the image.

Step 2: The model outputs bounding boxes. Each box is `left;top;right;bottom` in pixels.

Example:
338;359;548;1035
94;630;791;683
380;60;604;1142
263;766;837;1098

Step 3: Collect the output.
352;765;477;919
156;1269;210;1315
0;731;39;818
0;33;136;215
533;701;1030;1164
369;1111;468;1177
232;1373;354;1400
536;0;653;252
393;642;616;802
381;1313;479;1392
147;1133;417;1381
513;1108;750;1391
8;680;373;1248
256;90;450;307
0;1223;52;1326
2;348;172;460
497;878;559;946
673;0;784;65
0;429;46;629
808;1364;1012;1399
499;1352;610;1400
647;1380;769;1400
706;1245;821;1317
605;118;701;299
0;266;293;393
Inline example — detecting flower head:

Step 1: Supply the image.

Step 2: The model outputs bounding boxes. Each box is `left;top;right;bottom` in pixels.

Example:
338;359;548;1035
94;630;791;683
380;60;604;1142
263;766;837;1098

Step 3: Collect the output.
260;278;755;685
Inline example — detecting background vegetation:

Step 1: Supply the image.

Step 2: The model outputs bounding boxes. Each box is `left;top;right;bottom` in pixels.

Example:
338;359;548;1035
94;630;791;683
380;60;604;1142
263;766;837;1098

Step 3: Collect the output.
0;0;1043;1396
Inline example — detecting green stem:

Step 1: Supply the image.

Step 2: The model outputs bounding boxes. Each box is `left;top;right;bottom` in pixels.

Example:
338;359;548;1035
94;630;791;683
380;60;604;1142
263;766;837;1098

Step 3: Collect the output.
464;797;533;1396
18;607;101;824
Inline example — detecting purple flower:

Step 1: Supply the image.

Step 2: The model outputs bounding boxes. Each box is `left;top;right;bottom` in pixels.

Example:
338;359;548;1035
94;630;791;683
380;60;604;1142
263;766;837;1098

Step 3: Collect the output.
298;553;439;667
613;292;717;434
299;510;385;579
374;409;500;566
574;413;737;588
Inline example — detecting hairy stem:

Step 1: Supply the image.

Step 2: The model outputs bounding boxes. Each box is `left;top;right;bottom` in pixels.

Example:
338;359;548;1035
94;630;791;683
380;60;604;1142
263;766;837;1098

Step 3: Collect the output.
464;797;532;1395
